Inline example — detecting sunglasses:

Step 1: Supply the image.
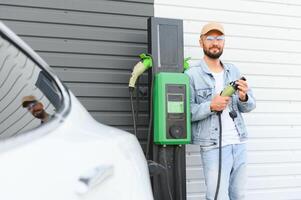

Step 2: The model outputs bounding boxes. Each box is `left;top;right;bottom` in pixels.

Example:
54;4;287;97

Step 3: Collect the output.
205;35;225;42
26;101;38;111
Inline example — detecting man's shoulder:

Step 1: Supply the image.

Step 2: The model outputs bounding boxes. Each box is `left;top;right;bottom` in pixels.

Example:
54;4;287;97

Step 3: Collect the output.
185;60;203;75
190;60;203;68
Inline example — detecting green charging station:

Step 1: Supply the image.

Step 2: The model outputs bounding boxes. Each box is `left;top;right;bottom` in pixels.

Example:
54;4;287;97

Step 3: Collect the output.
154;73;191;145
147;17;189;200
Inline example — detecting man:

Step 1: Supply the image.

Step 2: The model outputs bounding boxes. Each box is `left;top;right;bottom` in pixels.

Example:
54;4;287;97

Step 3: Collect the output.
22;95;50;124
185;22;256;199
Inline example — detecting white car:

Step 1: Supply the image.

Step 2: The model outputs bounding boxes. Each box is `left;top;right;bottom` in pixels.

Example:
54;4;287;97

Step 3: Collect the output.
0;22;153;200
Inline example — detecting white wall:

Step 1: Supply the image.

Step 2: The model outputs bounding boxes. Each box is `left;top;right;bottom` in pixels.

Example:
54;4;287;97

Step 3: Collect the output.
155;0;301;199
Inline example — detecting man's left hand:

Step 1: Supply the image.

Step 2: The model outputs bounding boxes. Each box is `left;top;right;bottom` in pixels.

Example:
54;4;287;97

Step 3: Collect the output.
236;79;248;101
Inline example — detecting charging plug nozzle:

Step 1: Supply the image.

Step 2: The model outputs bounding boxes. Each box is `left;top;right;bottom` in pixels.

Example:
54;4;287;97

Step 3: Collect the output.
128;54;153;88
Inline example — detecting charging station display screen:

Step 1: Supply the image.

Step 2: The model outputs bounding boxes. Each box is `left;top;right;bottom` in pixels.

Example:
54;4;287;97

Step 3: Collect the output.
167;94;184;113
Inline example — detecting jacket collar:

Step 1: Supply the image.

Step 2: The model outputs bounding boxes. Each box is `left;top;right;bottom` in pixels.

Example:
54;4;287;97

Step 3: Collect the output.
200;59;230;75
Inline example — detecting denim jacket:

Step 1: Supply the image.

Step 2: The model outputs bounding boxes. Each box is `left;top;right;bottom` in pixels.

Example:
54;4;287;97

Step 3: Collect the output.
185;60;256;148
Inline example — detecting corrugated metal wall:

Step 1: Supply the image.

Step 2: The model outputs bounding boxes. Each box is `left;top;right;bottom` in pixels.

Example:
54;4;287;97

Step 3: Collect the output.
0;0;154;143
155;0;301;199
0;36;54;137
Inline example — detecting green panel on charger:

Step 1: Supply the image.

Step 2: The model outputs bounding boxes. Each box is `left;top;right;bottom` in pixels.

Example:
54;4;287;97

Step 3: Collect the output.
153;72;191;145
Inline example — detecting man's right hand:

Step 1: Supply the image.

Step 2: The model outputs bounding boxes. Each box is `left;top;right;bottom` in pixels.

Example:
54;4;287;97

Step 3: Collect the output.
210;95;230;112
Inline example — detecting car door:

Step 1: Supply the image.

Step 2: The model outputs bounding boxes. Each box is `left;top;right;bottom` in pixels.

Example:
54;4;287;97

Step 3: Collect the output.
0;22;153;200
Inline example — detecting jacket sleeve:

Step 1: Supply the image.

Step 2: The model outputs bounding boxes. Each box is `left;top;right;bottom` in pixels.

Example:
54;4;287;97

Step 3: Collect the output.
228;63;256;113
237;88;256;113
189;77;214;122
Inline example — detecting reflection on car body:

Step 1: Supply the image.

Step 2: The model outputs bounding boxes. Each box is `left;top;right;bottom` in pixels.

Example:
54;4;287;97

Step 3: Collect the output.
22;95;51;124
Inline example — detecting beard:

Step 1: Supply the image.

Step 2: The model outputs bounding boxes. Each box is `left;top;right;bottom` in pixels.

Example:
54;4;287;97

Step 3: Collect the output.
33;110;45;119
203;47;223;59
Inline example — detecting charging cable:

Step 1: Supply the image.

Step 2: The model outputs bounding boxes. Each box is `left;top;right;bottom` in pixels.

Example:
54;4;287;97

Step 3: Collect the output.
128;54;153;138
214;77;246;200
214;112;222;200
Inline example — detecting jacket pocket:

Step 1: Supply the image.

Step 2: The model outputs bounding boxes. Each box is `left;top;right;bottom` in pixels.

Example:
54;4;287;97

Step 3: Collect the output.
196;88;212;103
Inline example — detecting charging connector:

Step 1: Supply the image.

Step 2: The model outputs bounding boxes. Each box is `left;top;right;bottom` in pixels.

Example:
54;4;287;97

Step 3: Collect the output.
128;54;152;89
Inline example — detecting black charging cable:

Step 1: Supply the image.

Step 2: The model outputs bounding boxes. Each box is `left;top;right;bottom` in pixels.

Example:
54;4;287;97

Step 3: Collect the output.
214;110;238;200
162;146;174;200
129;87;137;137
175;145;183;200
136;78;140;124
214;99;239;200
214;112;223;200
145;77;154;160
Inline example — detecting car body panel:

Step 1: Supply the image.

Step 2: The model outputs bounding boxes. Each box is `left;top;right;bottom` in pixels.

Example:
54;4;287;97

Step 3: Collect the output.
0;93;153;200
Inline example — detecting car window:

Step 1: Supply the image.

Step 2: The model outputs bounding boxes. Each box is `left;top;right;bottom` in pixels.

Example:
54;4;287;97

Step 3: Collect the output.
0;26;68;140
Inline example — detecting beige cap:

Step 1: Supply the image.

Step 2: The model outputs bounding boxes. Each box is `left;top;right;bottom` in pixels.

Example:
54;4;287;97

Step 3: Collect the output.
201;22;224;36
22;95;38;107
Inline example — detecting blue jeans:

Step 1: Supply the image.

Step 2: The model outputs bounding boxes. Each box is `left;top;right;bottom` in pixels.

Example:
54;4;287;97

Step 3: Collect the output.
201;144;247;200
